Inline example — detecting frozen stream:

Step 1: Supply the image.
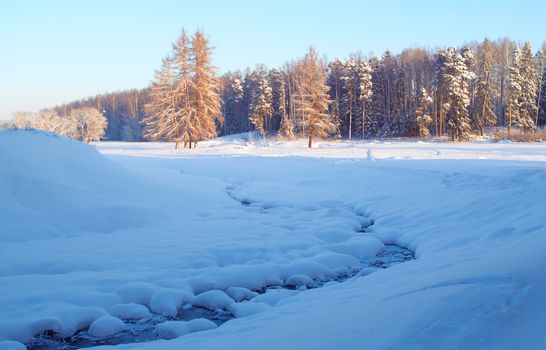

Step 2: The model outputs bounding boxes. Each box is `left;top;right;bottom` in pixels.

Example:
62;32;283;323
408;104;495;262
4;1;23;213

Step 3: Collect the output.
27;244;414;350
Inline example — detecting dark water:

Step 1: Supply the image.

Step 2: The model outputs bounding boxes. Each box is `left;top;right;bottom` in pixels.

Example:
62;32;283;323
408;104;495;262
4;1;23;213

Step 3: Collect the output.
27;244;414;350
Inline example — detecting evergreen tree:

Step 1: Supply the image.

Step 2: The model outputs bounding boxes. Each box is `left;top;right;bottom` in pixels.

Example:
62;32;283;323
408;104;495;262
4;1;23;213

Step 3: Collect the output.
341;60;357;139
249;72;273;136
516;42;538;132
506;46;522;136
356;60;373;138
443;47;474;141
367;57;386;136
415;88;433;139
473;39;497;135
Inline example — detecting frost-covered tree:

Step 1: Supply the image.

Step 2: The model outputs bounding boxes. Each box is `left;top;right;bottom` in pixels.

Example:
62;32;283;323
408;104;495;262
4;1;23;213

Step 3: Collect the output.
356;60;373;138
516;42;538;133
249;73;273;136
142;56;181;147
191;30;223;145
269;68;287;136
294;47;334;148
69;107;107;143
443;47;475;141
143;29;221;149
473;39;497;135
366;57;386;136
505;46;522;137
415;88;433;139
340;60;357;139
32;109;76;137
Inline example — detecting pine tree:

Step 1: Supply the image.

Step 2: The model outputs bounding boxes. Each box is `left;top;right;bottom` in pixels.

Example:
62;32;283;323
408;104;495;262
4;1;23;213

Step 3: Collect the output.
415;88;433;139
473;39;497;135
506;46;522;137
295;48;334;148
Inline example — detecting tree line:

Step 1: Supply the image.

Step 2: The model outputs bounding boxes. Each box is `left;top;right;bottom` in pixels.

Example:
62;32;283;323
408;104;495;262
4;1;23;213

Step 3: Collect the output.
15;33;546;146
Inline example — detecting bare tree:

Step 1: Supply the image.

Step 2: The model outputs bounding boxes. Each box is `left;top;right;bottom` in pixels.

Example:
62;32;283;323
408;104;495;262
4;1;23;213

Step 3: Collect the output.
70;107;107;143
32;109;76;137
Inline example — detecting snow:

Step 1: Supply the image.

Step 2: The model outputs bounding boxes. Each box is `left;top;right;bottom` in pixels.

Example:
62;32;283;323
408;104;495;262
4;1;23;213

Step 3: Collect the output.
0;341;26;350
192;290;234;311
88;316;125;338
153;321;189;340
109;303;152;320
225;287;259;302
1;130;546;349
186;319;217;333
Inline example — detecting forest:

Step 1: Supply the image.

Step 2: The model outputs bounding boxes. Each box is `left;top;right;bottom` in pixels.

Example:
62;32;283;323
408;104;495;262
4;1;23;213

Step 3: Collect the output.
48;36;546;143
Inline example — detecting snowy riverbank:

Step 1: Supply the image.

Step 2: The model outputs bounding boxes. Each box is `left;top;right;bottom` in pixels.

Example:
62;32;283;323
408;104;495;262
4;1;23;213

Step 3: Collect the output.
1;131;546;349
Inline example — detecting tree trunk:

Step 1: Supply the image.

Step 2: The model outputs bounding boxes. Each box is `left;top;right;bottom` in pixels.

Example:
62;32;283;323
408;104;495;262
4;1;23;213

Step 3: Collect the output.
361;102;365;139
508;109;512;138
308;129;313;148
348;94;352;140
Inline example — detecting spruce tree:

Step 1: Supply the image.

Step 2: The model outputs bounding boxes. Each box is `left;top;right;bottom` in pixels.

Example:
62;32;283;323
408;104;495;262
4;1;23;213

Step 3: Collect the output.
506;46;522;137
415;88;433;140
444;47;474;141
516;42;538;132
473;39;497;136
249;73;273;137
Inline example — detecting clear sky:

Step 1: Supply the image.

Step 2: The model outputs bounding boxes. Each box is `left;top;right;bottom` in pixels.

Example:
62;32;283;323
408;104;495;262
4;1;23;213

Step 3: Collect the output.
0;0;544;119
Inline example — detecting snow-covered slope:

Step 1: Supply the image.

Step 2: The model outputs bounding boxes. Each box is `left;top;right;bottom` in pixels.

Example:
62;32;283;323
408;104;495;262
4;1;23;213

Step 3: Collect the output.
1;132;546;349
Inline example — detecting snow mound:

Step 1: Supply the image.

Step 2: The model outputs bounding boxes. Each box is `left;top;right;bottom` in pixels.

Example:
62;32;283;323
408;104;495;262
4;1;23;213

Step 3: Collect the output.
186;318;217;333
192;290;234;311
154;321;190;340
230;302;271;318
0;130;151;241
0;340;26;350
109;304;152;320
225;287;259;302
88;316;125;338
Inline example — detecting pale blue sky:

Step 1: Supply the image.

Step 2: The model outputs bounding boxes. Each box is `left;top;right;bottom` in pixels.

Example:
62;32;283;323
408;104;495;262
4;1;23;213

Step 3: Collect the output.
0;0;544;119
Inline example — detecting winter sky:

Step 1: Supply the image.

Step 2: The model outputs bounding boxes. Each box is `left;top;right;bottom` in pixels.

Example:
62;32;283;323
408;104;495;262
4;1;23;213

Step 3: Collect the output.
0;0;544;119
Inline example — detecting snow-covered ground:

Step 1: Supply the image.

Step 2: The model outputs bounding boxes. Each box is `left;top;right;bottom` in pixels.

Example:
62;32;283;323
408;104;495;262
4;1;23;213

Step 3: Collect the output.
1;131;546;349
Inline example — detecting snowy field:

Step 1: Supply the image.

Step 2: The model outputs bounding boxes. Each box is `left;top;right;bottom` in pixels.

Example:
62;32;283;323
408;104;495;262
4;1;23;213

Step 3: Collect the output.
1;131;546;349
